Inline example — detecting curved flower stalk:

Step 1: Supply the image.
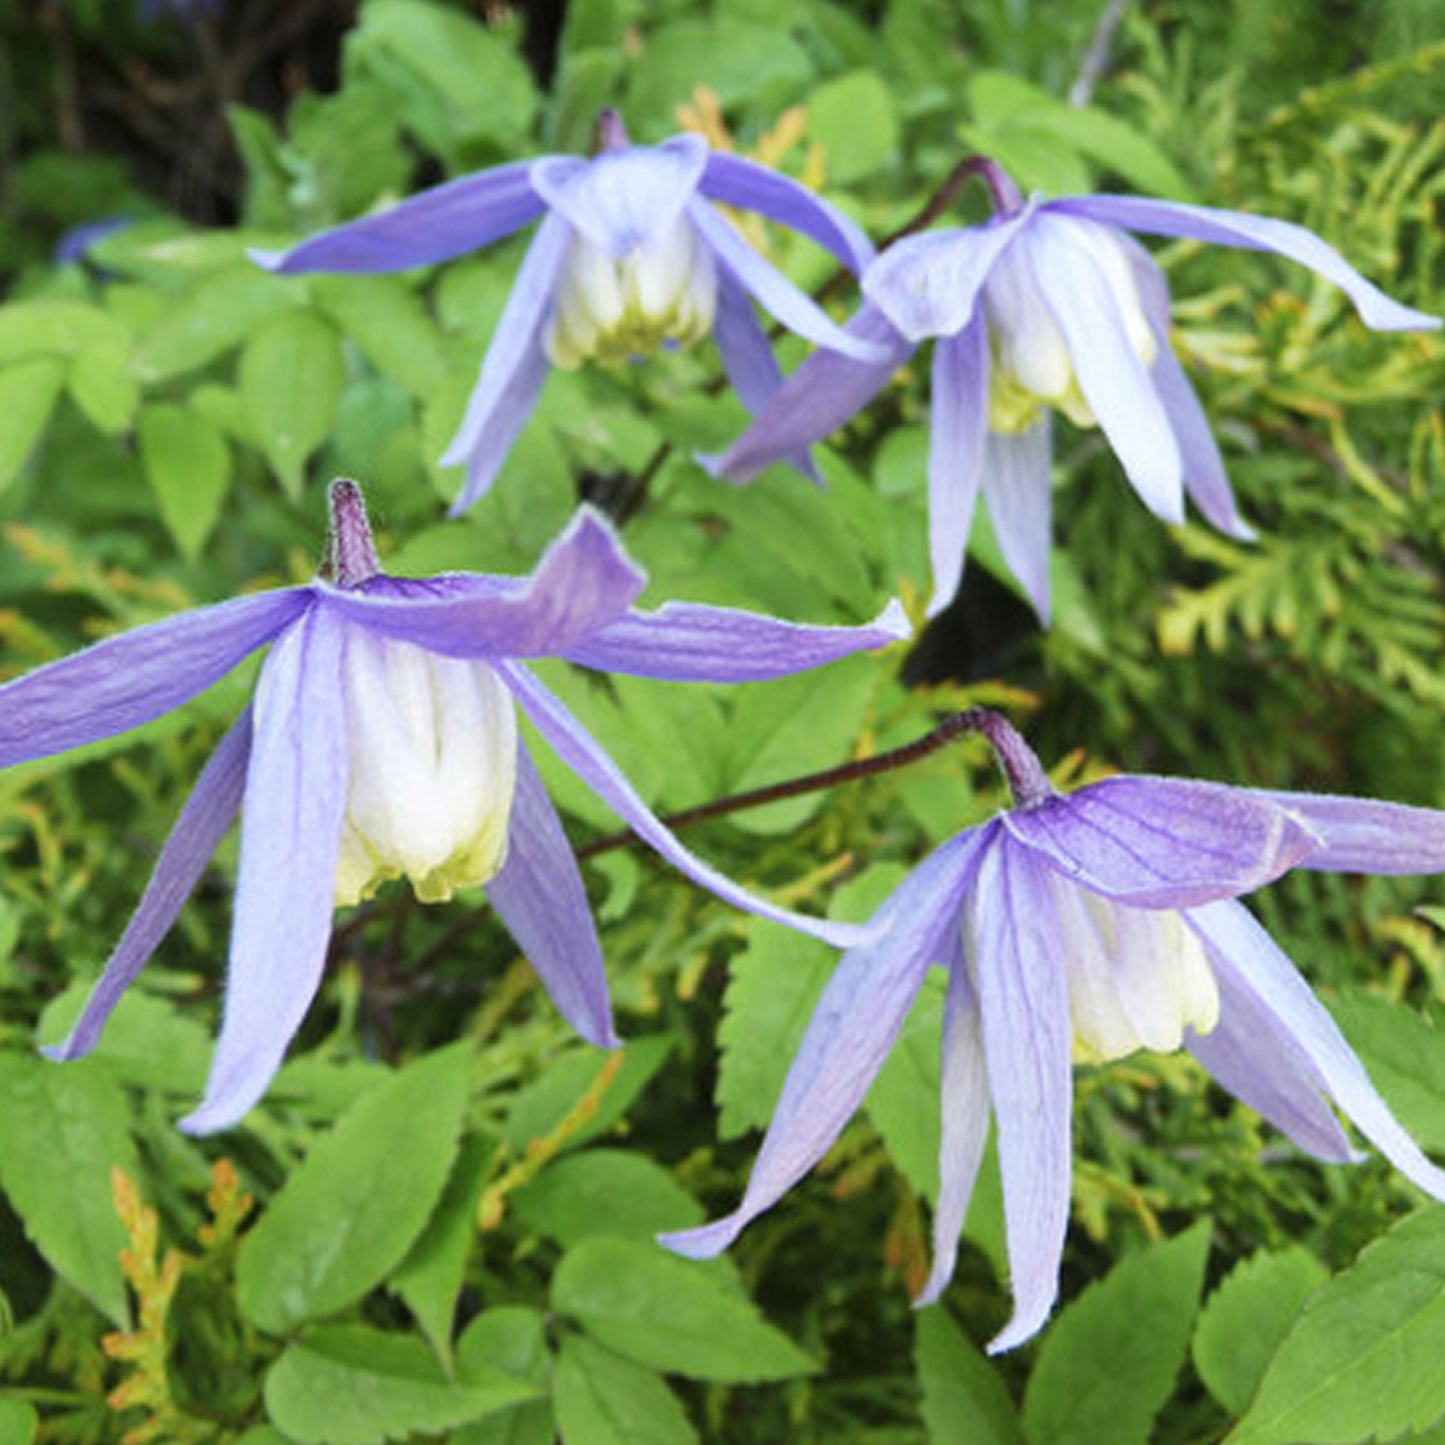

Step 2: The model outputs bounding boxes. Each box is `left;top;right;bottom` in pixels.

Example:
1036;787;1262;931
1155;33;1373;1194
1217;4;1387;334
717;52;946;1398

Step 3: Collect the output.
15;481;909;1134
663;710;1445;1353
710;163;1440;623
254;110;881;512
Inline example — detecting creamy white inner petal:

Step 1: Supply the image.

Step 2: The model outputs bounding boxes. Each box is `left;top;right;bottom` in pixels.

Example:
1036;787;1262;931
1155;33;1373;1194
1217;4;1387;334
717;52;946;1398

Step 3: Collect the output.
543;214;718;370
334;628;518;907
981;217;1157;434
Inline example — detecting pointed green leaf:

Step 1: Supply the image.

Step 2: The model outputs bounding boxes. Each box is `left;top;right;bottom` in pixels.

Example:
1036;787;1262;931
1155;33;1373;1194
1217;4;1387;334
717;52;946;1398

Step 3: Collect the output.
452;1307;554;1445
138;403;232;560
68;342;140;434
915;1308;1023;1445
137;267;302;380
0;358;66;493
512;1148;704;1248
0;1400;38;1444
553;1336;697;1445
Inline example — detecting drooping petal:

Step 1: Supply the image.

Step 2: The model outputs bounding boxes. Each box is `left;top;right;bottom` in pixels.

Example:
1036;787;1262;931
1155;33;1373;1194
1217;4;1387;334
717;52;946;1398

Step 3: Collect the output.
1047;195;1441;332
917;951;992;1305
559;596;908;681
1002;775;1319;908
1184;955;1356;1164
530;136;707;255
699;151;875;272
687;198;888;361
706;303;913;482
251;162;544;274
863;210;1033;342
1187;899;1445;1199
1025;215;1184;522
969;837;1075;1354
42;709;253;1062
924;322;990;619
498;661;878;949
439;210;572;512
317;508;645;660
661;830;989;1259
179;609;348;1134
485;743;617;1048
980;418;1054;624
0;589;311;770
1248;790;1445;876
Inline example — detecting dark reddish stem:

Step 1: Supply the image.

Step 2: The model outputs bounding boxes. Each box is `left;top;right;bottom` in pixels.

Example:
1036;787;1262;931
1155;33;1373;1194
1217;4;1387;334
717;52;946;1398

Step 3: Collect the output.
324;478;381;589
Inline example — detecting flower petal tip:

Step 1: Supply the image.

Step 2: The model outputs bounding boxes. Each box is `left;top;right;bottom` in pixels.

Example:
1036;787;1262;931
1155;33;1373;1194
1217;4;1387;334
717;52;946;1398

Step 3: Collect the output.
247;246;285;271
657;1219;742;1259
694;449;748;485
872;598;913;644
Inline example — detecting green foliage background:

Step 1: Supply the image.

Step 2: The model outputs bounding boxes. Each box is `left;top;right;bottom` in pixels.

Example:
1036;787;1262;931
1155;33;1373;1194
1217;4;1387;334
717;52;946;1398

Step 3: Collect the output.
2;0;1445;1441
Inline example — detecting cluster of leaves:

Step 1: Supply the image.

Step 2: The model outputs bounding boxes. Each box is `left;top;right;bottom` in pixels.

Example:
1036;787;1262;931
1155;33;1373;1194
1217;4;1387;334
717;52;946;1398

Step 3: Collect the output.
3;0;1445;1443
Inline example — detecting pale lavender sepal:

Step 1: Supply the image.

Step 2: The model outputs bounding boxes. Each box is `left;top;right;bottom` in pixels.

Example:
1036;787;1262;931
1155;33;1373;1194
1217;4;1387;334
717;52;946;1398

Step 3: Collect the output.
498;661;878;950
0;589;311;770
661;831;987;1259
317;508;645;659
863;209;1033;343
699;151;876;273
980;419;1054;625
251;162;544;275
1250;790;1445;876
924;322;989;619
687;198;887;362
1187;899;1445;1200
486;744;618;1049
1183;957;1356;1164
42;708;253;1063
1002;776;1319;908
1048;195;1441;333
1026;214;1184;523
560;597;908;681
439;210;572;509
973;840;1074;1354
180;610;349;1135
531;135;707;255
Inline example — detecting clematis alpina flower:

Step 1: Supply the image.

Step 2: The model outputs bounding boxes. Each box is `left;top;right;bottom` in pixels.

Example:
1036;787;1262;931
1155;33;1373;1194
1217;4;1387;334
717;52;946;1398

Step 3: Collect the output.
711;163;1439;622
663;709;1445;1352
254;110;880;512
14;481;908;1134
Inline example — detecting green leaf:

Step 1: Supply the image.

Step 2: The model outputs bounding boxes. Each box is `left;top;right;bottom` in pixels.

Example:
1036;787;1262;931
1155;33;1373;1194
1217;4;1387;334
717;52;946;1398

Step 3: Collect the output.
1332;989;1445;1152
0;1052;139;1324
0;357;66;493
866;972;946;1200
68;342;140;435
265;1325;539;1445
311;274;448;397
552;1237;816;1382
239;311;345;497
1023;1222;1211;1445
915;1309;1023;1445
137;267;301;380
452;1307;554;1445
807;70;900;183
237;1042;472;1335
0;1397;38;1443
0;299;127;364
1228;1209;1445;1445
553;1336;698;1445
138;403;232;560
1193;1247;1328;1416
511;1149;705;1247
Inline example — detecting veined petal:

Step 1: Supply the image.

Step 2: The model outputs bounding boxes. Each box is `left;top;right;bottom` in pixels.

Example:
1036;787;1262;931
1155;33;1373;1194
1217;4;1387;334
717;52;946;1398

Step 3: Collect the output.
1025;215;1184;522
42;709;252;1062
970;838;1074;1354
1003;775;1319;908
707;303;913;482
252;162;544;274
531;136;707;256
440;210;572;511
485;744;617;1048
699;151;875;272
1187;899;1445;1199
559;597;908;681
688;198;888;361
1047;195;1441;332
863;212;1033;343
180;607;349;1134
924;323;990;619
0;589;310;770
1250;790;1445;876
661;830;989;1259
980;419;1054;625
498;661;877;949
317;508;645;660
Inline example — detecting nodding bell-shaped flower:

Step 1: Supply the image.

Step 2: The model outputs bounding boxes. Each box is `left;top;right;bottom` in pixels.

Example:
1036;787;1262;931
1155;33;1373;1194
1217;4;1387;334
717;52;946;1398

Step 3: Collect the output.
664;710;1445;1354
710;162;1439;623
254;109;881;513
12;480;908;1134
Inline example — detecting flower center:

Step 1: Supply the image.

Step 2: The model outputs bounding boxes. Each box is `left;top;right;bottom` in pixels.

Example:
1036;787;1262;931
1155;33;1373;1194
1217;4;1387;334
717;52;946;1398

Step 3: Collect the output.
333;629;518;907
543;215;718;370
